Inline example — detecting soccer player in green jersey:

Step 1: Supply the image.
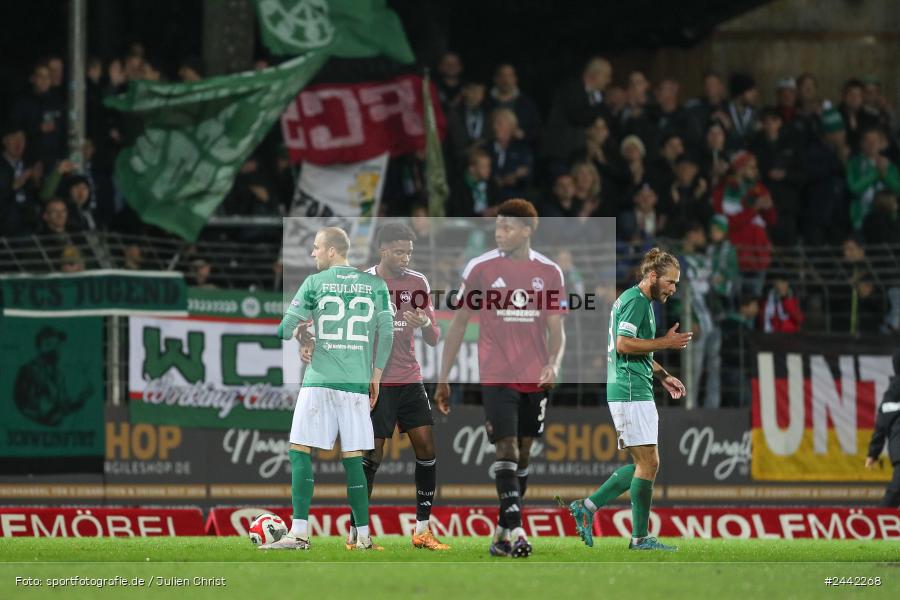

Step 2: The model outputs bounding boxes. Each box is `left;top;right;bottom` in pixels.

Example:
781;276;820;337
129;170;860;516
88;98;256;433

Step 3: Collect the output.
263;227;394;551
561;248;692;552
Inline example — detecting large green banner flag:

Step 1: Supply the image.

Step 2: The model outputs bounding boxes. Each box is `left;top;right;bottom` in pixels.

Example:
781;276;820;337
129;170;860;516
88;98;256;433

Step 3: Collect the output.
0;317;104;457
254;0;414;64
105;54;327;241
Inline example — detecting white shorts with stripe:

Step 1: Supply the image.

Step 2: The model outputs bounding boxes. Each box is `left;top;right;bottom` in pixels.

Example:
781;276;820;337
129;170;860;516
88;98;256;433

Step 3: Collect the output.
608;400;658;449
290;386;374;452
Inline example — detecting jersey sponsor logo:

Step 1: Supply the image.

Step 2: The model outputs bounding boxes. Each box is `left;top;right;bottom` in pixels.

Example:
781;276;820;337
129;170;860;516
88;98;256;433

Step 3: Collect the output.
531;277;544;291
400;290;412;304
290;299;300;307
490;277;507;288
511;289;529;308
618;322;637;335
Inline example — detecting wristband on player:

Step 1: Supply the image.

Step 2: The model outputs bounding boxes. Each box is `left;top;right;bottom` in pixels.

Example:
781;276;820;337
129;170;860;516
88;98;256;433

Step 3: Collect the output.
419;316;432;329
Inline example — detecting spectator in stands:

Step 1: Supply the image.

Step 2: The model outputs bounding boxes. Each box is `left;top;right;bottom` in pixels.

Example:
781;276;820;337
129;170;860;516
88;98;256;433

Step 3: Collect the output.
686;72;730;136
862;76;894;133
863;190;900;245
436;52;464;109
761;275;804;333
486;63;542;146
839;79;879;151
46;55;65;98
410;203;431;244
840;236;870;280
664;154;712;238
189;259;217;289
653;78;697;151
62;175;98;232
541;173;581;218
604;85;627;120
796;73;823;120
726;73;759;144
543;57;613;168
177;57;204;82
680;221;721;408
750;107;805;246
59;245;85;273
834;239;874;333
854;272;887;334
620;134;649;195
720;294;759;407
712;151;776;297
487;108;532;201
122;244;143;270
571;116;625;204
0;124;41;236
618;183;661;243
447;81;489;166
700;119;732;188
451;148;497;217
708;214;739;315
802;108;850;245
847;127;900;231
571;161;605;217
620;71;656;149
649;132;685;213
9;62;65;166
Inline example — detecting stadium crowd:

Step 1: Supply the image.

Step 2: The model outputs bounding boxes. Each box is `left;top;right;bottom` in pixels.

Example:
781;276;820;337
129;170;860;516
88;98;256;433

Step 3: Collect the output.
1;49;898;396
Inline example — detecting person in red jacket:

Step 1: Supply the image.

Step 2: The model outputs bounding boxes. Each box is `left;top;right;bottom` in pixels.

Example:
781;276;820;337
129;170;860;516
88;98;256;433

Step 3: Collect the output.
761;276;804;332
712;150;777;297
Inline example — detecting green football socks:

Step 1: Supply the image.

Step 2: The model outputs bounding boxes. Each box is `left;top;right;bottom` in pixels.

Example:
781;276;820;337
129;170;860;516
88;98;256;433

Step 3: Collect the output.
343;456;370;527
630;477;654;538
587;464;636;510
290;449;314;520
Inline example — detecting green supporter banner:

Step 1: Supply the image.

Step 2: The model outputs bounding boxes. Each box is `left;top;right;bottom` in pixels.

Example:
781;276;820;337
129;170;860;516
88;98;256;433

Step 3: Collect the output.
105;53;327;242
0;271;187;317
128;290;479;430
0;317;104;457
254;0;414;63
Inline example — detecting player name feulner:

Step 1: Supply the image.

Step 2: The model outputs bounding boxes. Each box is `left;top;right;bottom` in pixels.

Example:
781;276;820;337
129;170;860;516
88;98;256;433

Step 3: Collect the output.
319;283;374;294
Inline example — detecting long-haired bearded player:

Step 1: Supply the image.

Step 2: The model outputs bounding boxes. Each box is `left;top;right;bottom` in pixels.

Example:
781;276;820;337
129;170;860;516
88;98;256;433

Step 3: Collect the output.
434;198;567;558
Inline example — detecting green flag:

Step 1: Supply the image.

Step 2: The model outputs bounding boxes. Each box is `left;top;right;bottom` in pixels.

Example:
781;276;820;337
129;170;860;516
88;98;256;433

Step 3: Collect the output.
422;71;448;218
105;53;327;241
254;0;414;64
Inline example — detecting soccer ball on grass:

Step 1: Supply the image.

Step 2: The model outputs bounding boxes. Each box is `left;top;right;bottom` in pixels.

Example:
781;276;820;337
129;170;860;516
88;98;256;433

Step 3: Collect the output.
248;513;288;546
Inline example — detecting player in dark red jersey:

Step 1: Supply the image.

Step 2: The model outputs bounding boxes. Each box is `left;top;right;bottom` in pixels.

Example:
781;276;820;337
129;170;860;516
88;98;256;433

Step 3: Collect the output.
434;199;567;558
300;223;449;550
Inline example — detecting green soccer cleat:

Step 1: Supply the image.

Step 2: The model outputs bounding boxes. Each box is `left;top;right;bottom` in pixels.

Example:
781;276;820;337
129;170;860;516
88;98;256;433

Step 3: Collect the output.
556;496;594;548
628;536;678;552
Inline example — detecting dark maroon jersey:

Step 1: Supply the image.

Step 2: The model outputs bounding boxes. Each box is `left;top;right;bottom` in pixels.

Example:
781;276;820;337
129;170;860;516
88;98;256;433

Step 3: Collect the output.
457;249;567;392
366;265;439;385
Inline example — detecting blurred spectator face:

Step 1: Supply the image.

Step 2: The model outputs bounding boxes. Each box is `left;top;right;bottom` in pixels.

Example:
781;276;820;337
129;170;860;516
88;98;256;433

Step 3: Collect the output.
826;128;846;148
864;81;884;109
31;65;52;94
83;138;95;162
709;224;726;243
469;154;491;180
583;57;612;92
762;114;782;139
621;140;644;163
2;130;26;160
739;156;759;181
776;85;797;109
178;65;202;82
556;248;574;271
240;158;259;174
571;164;599;197
704;74;725;102
655;79;679;111
553;174;576;202
410;206;430;237
87;58;103;82
740;87;759;107
706;123;726;151
461;82;485;108
43;201;68;233
741;298;760;320
661;136;684;162
857;279;875;298
605;86;626;113
634;185;657;211
861;129;883;159
685;226;706;248
628;71;649;103
774;278;790;296
61;249;85;273
47;57;64;87
69;182;90;207
843;84;864;111
142;62;161;81
124;245;142;269
492;110;516;145
798;74;817;104
494;65;517;94
438;53;462;79
124;55;145;80
192;261;212;285
842;238;864;262
586;117;609;145
675;160;698;185
254;59;271;71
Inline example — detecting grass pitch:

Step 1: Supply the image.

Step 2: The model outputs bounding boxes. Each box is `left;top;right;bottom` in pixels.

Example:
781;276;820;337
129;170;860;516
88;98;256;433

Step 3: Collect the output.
1;536;896;600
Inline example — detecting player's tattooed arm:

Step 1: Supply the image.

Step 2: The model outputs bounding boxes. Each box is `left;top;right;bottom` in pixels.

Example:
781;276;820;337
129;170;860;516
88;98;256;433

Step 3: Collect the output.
434;306;472;414
538;314;565;389
615;322;693;355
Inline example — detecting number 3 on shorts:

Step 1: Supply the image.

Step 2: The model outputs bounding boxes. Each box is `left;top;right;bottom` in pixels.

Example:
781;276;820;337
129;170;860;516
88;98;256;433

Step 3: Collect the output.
537;397;548;433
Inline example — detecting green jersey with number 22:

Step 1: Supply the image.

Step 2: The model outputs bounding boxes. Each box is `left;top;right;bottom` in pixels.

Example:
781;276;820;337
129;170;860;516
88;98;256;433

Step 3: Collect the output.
285;265;393;395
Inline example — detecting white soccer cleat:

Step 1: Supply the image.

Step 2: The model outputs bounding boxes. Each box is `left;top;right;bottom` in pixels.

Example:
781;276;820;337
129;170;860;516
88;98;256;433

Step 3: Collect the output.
355;536;384;551
258;534;310;550
345;531;358;550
